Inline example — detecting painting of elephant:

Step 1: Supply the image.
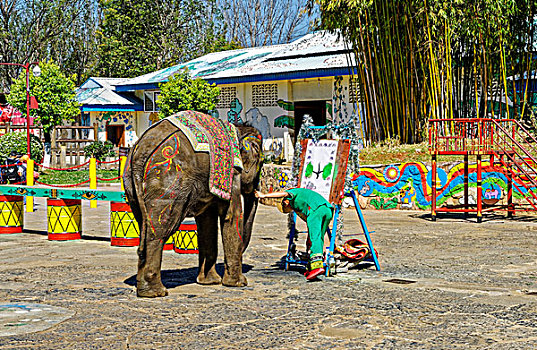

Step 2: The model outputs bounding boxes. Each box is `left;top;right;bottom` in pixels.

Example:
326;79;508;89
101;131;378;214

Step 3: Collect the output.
123;110;263;297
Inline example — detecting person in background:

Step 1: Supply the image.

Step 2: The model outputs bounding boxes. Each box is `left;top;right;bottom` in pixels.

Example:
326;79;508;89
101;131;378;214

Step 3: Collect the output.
255;188;333;280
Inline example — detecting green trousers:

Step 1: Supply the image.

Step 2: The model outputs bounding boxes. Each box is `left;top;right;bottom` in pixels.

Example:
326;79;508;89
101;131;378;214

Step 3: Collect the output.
306;205;333;261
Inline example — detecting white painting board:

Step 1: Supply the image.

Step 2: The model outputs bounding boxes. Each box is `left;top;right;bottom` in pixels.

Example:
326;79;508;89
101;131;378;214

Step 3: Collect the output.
299;139;339;201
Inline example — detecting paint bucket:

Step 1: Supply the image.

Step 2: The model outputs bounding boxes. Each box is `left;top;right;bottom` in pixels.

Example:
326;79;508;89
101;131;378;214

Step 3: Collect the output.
0;195;23;234
110;202;140;246
47;198;82;240
173;219;198;254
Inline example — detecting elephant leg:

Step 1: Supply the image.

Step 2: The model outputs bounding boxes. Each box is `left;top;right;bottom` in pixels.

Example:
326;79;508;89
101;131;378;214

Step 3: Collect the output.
196;208;222;285
221;174;248;287
136;222;168;297
136;200;186;297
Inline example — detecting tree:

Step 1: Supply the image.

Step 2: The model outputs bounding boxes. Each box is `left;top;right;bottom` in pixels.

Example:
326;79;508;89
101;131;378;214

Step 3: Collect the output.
6;61;80;143
157;71;220;118
313;0;536;143
0;0;99;90
94;0;232;78
219;0;316;47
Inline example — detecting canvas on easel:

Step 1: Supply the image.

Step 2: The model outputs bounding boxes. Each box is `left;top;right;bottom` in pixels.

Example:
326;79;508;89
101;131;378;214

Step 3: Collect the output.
296;139;351;206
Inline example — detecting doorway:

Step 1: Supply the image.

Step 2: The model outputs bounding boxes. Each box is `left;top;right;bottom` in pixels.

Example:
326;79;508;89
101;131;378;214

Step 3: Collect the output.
106;125;125;147
293;100;327;143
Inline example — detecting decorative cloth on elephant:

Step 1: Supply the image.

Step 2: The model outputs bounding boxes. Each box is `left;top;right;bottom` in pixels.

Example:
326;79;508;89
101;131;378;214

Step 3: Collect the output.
166;111;243;200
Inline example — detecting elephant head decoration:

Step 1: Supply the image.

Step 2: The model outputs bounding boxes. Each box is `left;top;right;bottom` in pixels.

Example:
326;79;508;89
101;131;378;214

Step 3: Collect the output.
123;110;263;297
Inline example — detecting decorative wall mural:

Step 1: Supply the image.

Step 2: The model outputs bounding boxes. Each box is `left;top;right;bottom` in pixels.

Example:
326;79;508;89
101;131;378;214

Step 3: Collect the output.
227;98;243;124
274;99;295;129
245;108;271;139
95;111;137;146
333;76;348;123
352;161;528;210
148;112;160;126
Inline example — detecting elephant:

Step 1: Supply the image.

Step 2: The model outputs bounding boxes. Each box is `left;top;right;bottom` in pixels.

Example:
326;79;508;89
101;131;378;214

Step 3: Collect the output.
123;111;263;297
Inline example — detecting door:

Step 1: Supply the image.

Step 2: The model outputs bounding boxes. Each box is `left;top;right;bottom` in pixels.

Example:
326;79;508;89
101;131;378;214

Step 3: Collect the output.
106;125;125;147
293;101;327;143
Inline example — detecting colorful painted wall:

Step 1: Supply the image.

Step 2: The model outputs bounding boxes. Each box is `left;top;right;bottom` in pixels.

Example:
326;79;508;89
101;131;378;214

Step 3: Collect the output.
92;111;138;146
353;161;531;210
258;161;533;211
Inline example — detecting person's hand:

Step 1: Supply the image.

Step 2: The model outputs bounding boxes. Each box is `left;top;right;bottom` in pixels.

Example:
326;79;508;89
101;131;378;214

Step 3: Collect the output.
255;191;264;199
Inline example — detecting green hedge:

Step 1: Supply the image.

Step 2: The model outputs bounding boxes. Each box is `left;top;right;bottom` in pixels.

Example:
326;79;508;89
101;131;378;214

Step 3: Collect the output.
0;132;43;163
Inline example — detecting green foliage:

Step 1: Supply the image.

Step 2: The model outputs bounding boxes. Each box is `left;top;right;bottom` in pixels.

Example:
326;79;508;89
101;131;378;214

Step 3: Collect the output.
0;0;98;88
83;140;115;161
0;132;44;163
6;61;80;140
157;71;220;117
313;0;537;143
95;0;232;78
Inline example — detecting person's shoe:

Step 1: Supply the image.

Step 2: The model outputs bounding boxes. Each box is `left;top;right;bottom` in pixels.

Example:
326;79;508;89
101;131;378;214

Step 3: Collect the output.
304;267;325;280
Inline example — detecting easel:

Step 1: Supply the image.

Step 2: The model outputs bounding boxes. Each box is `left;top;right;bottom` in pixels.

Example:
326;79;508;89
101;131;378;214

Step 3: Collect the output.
284;136;380;274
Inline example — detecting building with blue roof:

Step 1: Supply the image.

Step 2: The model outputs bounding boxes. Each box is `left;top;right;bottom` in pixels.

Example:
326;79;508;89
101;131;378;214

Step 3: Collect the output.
77;30;362;149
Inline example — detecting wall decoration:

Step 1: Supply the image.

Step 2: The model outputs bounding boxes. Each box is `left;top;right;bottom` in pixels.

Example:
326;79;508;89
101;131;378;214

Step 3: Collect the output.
332;76;348;123
245;108;271;139
148;112;160;126
274;99;295;129
227;98;243;124
95;111;137;146
353;161;533;210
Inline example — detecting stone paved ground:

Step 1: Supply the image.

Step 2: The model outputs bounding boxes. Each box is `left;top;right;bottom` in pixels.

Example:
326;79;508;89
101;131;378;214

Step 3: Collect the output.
1;198;537;349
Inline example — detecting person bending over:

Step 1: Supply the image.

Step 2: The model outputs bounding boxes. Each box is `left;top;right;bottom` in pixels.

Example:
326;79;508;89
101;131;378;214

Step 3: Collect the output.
255;188;333;280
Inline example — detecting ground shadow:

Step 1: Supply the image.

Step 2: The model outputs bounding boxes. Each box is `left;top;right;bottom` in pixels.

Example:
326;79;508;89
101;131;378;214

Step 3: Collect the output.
21;229;111;242
123;263;253;289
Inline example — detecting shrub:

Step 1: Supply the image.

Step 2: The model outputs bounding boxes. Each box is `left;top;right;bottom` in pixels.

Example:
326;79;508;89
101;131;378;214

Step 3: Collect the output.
0;132;44;163
83;140;115;161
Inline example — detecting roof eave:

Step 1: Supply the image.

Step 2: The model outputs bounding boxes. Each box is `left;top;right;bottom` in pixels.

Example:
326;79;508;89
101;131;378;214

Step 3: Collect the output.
81;104;144;112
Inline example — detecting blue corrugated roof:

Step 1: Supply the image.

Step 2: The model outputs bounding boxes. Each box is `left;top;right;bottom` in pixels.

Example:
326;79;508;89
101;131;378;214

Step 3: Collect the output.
77;77;143;111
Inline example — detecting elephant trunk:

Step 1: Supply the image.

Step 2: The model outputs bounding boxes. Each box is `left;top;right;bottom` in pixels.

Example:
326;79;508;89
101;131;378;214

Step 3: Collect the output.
242;192;258;252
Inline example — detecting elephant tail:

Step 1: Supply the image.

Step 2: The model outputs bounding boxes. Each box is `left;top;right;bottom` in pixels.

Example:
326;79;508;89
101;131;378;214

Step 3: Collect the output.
123;146;145;233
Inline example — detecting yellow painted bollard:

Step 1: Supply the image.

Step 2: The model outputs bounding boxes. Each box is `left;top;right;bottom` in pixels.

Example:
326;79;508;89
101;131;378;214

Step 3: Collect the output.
172;219;198;254
90;157;97;208
120;155;127;191
0;195;24;233
110;201;140;246
26;159;34;212
47;198;82;240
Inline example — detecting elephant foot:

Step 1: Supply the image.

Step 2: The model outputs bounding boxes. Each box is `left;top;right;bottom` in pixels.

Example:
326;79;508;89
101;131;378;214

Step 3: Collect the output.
197;270;222;285
136;276;168;298
136;285;169;298
222;273;248;287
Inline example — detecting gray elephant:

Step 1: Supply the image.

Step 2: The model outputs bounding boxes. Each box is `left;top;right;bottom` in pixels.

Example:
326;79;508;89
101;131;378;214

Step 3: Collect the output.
123;110;263;297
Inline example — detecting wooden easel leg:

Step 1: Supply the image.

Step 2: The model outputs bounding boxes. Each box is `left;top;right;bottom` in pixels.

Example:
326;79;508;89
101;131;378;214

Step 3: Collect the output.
350;191;380;271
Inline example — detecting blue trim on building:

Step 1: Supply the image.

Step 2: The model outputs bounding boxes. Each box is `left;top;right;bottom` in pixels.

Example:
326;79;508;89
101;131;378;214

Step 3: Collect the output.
115;83;160;92
206;68;358;85
81;104;143;112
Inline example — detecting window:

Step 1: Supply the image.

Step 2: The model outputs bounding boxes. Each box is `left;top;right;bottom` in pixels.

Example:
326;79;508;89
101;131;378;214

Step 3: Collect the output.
349;78;363;103
252;83;278;107
216;87;237;109
144;91;160;112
